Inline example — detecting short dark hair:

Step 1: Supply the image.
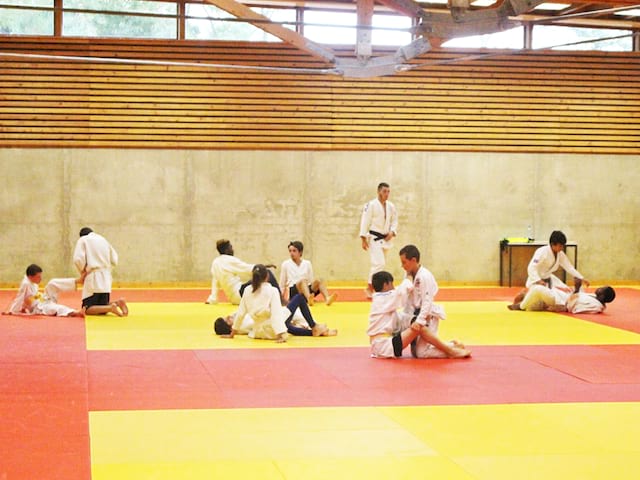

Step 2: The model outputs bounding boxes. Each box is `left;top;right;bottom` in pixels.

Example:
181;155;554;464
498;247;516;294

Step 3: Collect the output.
598;286;616;304
26;264;43;277
372;271;394;292
377;182;390;191
79;227;93;237
288;241;304;254
216;239;231;255
549;230;567;246
214;317;232;335
399;244;420;262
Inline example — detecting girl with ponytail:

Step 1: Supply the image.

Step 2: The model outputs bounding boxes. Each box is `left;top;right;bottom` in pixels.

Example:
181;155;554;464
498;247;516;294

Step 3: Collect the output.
222;264;288;343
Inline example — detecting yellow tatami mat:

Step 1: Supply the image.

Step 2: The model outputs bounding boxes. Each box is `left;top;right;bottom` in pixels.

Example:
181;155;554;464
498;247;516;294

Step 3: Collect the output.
90;402;640;480
85;301;640;350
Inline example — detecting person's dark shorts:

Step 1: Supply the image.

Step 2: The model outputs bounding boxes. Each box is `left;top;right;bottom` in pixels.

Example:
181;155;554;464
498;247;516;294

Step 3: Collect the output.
82;293;110;309
289;284;320;299
392;333;403;357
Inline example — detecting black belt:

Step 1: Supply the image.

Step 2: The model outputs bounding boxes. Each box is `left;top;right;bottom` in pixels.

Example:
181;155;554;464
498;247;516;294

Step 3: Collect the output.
369;230;387;242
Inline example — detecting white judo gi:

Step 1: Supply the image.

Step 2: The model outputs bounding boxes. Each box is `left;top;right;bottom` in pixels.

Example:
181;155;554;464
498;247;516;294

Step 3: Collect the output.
279;258;314;290
519;285;567;311
73;231;118;300
232;283;288;340
7;276;77;316
367;279;414;358
567;292;606;314
526;245;583;289
519;285;606;314
231;306;307;335
405;266;451;359
206;254;254;305
359;198;398;283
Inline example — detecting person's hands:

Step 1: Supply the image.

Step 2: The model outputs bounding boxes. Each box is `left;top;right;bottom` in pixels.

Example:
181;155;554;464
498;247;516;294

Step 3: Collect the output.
361;237;369;251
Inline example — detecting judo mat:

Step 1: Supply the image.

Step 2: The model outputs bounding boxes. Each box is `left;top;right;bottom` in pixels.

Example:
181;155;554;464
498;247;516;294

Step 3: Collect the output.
1;286;640;480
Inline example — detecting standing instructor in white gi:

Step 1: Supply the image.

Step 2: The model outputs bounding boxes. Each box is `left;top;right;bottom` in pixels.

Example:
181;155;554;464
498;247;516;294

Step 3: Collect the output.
359;182;398;298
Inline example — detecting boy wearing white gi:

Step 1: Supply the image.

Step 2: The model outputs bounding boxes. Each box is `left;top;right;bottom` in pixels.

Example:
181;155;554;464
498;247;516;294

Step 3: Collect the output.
399;244;471;359
526;230;589;289
206;239;279;305
508;284;615;313
73;227;127;317
5;264;83;317
367;270;470;359
279;240;337;306
359;182;398;298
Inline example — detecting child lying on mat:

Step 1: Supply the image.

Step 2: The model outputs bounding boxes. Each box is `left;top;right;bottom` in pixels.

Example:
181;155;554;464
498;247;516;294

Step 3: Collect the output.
508;284;615;313
216;265;337;343
4;264;84;317
367;270;470;359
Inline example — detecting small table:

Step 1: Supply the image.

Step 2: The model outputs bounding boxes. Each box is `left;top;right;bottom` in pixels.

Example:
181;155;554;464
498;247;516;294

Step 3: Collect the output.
499;240;578;287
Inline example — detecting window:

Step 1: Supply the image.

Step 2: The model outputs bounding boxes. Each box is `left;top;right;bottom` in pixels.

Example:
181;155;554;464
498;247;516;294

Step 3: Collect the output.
185;3;296;41
372;14;412;46
63;0;177;38
532;25;632;51
442;27;524;49
0;0;53;35
304;10;357;45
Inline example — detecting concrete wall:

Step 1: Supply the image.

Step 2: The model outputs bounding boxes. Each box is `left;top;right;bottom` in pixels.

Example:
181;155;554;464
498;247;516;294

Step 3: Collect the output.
1;149;638;286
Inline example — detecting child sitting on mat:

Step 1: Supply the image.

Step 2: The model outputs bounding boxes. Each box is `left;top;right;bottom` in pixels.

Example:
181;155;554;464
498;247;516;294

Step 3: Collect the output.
367;270;470;359
4;264;84;317
218;265;336;342
279;240;337;307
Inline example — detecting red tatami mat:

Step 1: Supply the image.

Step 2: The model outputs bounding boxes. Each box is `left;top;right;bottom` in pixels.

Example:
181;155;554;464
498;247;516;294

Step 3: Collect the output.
0;315;91;480
526;344;640;384
88;345;640;412
571;288;640;334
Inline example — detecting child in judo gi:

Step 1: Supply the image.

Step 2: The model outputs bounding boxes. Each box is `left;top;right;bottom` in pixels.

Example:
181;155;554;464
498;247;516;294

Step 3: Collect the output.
367;270;470;359
5;264;83;317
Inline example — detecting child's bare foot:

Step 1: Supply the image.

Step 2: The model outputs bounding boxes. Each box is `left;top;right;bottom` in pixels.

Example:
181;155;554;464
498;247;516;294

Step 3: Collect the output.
275;333;288;343
325;293;337;306
448;347;471;359
451;339;466;349
308;295;315;307
69;310;84;317
311;324;328;337
507;303;520;310
110;303;124;317
117;298;129;316
322;328;338;336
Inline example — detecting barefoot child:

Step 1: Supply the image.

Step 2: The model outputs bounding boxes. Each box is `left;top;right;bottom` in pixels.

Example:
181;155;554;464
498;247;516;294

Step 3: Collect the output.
5;264;84;317
367;270;470;359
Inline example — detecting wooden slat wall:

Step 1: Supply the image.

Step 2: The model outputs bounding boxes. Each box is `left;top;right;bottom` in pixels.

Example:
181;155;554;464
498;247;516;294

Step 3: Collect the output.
1;36;639;152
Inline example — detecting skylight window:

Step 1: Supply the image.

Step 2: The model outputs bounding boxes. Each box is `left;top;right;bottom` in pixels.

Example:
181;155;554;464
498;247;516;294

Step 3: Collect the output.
471;0;498;6
534;3;570;11
614;8;640;16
